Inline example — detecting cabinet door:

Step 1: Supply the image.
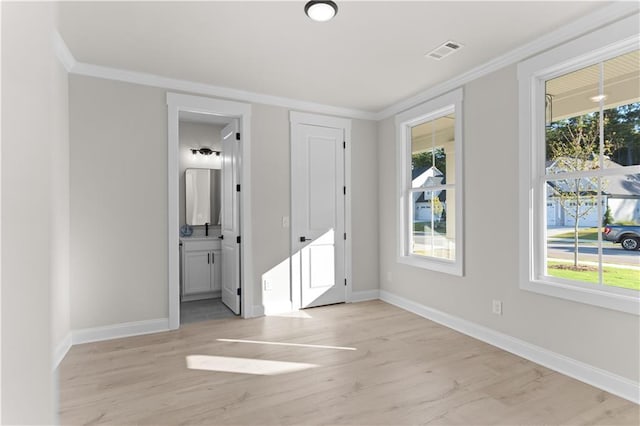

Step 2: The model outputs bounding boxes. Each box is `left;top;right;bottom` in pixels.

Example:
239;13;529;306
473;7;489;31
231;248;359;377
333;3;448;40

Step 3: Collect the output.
211;249;222;292
184;250;212;295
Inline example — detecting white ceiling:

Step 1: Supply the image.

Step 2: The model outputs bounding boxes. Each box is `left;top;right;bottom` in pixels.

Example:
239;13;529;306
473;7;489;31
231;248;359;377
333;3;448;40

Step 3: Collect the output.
59;1;611;113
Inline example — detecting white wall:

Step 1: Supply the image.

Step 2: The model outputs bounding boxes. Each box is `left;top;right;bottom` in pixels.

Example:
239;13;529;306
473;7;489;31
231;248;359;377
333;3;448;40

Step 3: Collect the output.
68;75;380;327
1;2;68;423
251;104;292;311
351;119;379;295
377;65;640;382
179;121;223;236
69;76;167;329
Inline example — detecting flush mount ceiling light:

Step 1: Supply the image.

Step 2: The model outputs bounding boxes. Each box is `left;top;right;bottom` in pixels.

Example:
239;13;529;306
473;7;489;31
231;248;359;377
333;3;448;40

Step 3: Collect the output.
590;94;607;103
305;1;338;22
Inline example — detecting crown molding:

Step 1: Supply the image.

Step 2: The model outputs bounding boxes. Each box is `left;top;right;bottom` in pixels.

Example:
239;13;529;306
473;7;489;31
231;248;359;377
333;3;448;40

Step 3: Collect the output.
69;62;377;121
375;2;640;120
52;31;76;72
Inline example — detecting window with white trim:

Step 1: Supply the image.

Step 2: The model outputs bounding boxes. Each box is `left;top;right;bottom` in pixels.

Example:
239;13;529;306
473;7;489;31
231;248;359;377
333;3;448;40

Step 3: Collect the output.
518;15;639;314
396;89;464;276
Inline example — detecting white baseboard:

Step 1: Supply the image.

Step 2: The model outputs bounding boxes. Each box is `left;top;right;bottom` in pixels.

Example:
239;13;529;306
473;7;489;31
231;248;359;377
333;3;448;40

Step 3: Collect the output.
351;289;380;302
52;332;73;370
379;290;640;404
72;318;170;345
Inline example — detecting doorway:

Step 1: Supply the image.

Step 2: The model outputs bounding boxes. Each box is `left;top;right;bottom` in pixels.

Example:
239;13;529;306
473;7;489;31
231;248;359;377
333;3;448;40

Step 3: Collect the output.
167;93;253;329
177;113;239;324
290;112;353;309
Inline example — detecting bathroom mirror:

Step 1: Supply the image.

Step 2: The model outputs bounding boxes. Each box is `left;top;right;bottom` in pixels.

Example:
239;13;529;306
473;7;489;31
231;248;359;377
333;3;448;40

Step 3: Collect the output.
186;169;210;225
185;168;221;226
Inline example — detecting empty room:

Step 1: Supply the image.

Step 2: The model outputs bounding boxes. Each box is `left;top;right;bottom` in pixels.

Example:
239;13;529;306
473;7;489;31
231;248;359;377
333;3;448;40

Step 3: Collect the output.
1;1;639;425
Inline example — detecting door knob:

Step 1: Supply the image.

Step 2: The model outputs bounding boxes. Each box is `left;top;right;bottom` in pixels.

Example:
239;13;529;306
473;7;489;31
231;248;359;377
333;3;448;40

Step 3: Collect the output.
299;236;313;242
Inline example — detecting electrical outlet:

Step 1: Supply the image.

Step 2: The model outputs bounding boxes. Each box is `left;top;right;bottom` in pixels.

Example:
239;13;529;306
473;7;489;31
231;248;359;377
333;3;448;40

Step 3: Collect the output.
263;279;272;291
492;300;503;315
282;216;290;228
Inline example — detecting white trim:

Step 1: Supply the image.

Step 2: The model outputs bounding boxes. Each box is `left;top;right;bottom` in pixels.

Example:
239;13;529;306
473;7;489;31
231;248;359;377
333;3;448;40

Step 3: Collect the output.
344;120;353;304
70;62;375;121
263;301;294;316
52;332;72;370
289;111;353;305
517;14;640;315
395;89;464;277
379;290;640;404
290;111;352;130
52;31;76;72
0;4;3;418
252;304;265;317
376;2;639;120
350;290;380;303
71;318;169;345
521;279;640;315
167;93;254;327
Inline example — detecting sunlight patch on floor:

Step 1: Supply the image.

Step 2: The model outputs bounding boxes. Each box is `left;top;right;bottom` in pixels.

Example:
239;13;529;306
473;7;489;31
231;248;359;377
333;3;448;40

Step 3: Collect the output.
217;338;357;351
265;310;313;319
186;355;319;375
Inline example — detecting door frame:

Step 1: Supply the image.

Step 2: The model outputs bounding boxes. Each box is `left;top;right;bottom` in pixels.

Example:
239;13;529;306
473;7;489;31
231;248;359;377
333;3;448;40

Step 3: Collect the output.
167;93;253;328
289;111;353;309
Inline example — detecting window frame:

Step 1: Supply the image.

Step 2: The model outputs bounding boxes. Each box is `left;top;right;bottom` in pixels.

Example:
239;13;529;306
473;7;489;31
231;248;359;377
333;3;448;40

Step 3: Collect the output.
396;88;464;276
517;15;640;314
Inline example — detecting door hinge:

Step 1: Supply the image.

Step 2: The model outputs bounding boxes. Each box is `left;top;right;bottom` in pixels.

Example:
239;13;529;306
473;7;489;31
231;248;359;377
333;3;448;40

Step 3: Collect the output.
343;186;346;195
236;235;241;244
237;287;241;296
236;184;241;192
344;278;347;286
344;233;347;240
236;132;240;141
343;141;346;149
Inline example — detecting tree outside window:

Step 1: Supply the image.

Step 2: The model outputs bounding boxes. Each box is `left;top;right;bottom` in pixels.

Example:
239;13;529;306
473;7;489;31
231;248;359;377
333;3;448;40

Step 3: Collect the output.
543;50;640;291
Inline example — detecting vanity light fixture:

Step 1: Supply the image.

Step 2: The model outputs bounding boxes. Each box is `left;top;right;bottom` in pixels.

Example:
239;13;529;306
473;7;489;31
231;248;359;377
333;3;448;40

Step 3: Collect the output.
191;148;220;156
304;1;338;22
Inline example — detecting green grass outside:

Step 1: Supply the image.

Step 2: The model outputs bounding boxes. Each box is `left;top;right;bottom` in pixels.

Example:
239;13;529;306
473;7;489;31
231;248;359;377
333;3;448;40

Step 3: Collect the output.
413;221;446;233
547;261;640;290
552;227;600;240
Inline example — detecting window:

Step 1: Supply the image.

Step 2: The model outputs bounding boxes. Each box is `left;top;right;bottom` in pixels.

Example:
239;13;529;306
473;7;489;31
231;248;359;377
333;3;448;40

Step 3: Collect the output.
518;15;639;314
396;89;464;275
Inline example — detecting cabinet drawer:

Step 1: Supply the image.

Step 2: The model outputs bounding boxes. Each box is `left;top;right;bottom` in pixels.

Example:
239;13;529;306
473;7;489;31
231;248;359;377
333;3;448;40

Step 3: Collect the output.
181;238;221;252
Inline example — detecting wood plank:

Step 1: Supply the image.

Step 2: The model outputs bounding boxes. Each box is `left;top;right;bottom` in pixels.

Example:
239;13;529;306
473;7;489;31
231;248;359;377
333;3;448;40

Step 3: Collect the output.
59;301;639;425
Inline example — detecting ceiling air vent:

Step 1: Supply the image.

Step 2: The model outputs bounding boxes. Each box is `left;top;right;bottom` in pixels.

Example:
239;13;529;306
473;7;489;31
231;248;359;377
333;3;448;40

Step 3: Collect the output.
426;40;464;60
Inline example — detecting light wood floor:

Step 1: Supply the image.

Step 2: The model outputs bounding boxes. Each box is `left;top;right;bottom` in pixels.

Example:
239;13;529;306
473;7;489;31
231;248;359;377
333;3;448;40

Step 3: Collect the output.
59;301;639;425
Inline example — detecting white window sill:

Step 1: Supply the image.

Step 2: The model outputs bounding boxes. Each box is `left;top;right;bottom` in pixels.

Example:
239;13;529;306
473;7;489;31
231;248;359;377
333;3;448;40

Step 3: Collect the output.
398;255;463;277
521;278;639;315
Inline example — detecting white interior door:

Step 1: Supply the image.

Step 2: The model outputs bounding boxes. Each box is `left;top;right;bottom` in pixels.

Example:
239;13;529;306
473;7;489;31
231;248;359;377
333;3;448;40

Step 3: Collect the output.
220;120;241;314
292;123;345;308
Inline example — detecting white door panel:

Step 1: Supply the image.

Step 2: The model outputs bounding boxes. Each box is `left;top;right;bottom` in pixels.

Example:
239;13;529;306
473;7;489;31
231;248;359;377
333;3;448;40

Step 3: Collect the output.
292;123;345;309
221;120;241;314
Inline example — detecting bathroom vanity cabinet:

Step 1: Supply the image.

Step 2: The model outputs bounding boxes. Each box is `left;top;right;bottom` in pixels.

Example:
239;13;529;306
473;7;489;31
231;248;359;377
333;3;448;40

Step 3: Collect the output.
180;238;221;301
